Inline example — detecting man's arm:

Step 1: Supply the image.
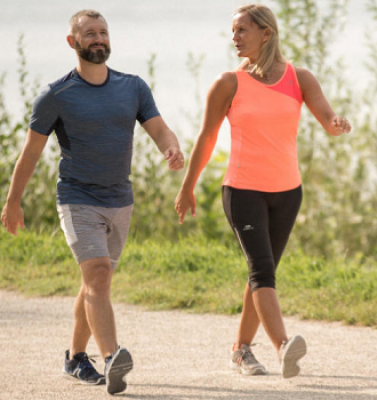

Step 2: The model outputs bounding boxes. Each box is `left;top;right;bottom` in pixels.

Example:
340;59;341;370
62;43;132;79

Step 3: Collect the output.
1;129;49;235
141;116;184;171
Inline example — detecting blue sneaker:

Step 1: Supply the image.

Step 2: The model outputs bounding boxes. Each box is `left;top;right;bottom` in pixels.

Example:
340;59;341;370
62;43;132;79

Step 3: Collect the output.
105;347;133;394
63;350;105;385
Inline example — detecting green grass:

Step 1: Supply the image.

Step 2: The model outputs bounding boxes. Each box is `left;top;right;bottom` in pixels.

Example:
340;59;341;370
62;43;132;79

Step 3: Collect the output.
1;229;377;327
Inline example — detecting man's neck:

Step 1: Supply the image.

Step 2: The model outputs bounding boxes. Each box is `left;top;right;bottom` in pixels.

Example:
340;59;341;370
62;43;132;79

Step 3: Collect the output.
76;60;108;85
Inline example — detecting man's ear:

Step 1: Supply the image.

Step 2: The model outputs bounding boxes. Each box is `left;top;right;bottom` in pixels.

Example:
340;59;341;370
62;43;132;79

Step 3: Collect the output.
67;35;76;49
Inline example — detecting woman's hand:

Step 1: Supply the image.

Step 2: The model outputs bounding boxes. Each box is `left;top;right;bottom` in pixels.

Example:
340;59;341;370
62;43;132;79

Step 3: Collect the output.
331;115;352;135
175;189;196;224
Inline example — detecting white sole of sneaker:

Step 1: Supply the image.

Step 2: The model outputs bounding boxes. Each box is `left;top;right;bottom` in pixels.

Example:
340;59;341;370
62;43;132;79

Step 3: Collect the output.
281;335;307;379
62;370;106;385
106;348;134;394
230;361;267;376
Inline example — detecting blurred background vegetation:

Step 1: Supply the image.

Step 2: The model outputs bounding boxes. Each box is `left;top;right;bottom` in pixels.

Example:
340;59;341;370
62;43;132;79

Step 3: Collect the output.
2;0;377;260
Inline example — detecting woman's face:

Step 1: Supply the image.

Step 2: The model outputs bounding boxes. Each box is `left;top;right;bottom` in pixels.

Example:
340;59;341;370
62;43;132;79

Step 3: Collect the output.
232;12;267;60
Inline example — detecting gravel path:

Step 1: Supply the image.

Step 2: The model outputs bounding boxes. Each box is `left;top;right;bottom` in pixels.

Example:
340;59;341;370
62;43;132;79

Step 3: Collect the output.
1;289;377;399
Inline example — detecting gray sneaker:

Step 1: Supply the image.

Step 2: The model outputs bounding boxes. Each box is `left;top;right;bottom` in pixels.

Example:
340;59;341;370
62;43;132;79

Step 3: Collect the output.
280;335;307;379
230;344;266;375
105;347;133;394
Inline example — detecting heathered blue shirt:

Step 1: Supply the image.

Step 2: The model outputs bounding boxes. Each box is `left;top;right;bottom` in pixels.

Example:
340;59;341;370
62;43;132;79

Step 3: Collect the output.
29;67;160;208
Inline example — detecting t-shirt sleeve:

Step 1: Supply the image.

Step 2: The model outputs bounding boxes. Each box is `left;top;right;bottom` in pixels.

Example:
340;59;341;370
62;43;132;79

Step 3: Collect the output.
136;78;160;125
29;86;59;136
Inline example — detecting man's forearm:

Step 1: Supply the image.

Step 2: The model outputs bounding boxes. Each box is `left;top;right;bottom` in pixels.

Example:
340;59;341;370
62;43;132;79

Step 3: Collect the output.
5;129;49;206
153;128;181;154
6;154;39;206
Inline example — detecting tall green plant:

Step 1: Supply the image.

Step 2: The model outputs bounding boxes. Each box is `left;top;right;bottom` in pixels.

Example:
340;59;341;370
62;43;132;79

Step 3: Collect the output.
0;35;59;232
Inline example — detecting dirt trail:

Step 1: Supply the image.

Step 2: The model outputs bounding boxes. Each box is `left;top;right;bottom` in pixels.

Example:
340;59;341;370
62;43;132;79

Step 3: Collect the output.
1;290;376;399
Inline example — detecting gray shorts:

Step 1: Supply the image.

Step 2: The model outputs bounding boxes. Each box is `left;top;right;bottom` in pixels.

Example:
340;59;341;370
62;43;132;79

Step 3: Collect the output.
57;204;133;269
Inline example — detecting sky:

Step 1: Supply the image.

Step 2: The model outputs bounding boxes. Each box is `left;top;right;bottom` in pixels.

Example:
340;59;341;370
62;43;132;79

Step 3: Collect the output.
0;0;373;148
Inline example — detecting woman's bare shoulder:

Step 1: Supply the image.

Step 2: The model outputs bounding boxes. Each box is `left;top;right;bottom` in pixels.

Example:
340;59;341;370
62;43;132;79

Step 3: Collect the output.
294;66;322;94
294;66;317;84
210;71;237;95
217;71;238;84
204;71;238;109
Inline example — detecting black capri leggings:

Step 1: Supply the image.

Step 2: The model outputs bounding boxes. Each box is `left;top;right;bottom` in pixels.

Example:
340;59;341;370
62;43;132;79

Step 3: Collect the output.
222;185;302;292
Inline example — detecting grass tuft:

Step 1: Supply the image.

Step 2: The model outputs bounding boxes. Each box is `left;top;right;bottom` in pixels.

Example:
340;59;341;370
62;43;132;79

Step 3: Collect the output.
1;229;377;326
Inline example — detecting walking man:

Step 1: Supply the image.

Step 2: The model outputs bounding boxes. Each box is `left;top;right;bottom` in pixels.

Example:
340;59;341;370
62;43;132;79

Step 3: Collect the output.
1;9;184;395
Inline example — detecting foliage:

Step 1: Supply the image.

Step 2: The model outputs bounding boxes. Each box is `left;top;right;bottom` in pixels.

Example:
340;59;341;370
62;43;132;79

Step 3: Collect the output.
0;35;59;232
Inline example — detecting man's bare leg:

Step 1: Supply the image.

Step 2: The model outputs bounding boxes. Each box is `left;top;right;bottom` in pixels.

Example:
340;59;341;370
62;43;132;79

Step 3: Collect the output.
70;285;92;356
79;257;118;359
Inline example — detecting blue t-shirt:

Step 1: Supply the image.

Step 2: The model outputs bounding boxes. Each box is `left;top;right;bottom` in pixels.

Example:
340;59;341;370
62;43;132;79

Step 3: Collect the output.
29;68;160;208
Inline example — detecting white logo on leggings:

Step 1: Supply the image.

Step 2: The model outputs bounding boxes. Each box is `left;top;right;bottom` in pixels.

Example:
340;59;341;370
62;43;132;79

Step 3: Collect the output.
243;225;254;231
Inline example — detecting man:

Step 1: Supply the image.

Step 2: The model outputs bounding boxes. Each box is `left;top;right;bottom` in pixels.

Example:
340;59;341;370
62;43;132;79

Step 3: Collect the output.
1;10;184;395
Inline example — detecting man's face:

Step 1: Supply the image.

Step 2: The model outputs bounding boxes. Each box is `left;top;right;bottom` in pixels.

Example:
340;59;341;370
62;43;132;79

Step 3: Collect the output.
72;16;111;64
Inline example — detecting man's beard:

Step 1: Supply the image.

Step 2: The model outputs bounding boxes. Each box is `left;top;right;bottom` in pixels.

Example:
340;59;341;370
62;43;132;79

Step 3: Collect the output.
74;40;111;64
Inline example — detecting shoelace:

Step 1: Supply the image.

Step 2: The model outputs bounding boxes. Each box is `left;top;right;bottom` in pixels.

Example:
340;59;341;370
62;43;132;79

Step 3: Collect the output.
79;355;98;374
82;354;96;365
234;344;260;365
241;347;259;364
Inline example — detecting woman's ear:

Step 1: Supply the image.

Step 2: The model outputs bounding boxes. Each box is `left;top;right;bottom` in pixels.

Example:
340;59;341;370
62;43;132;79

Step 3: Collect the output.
263;28;272;42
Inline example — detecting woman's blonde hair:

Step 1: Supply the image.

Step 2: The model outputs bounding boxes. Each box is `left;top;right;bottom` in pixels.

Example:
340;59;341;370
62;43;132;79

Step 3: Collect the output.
234;4;285;77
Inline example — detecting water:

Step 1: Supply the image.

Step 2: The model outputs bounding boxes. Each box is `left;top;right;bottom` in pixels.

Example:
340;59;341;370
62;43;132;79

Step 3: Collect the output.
0;0;372;150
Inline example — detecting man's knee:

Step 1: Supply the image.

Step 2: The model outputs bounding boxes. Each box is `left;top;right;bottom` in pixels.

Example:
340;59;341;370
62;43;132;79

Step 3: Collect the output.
81;258;113;297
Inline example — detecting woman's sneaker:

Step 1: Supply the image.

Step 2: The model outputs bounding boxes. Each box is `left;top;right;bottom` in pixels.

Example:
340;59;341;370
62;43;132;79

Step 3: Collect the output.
230;344;266;375
105;347;133;394
280;335;307;379
63;350;105;385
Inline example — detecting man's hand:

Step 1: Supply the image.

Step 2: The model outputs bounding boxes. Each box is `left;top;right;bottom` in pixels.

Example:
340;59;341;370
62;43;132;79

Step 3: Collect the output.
164;147;184;171
141;117;184;170
1;204;25;236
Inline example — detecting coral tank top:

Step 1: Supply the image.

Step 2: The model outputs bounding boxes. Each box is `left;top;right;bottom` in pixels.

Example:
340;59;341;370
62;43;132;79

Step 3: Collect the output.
223;63;303;192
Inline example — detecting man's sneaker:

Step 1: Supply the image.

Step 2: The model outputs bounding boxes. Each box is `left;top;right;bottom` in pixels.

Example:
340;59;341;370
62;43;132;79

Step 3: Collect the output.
63;350;105;385
230;344;266;375
280;335;307;379
105;347;133;394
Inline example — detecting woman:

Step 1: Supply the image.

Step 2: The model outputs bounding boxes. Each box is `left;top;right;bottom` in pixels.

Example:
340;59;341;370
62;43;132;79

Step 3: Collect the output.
175;4;351;378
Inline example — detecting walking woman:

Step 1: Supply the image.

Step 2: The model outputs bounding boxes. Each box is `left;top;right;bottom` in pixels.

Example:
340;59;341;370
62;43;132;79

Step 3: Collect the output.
175;4;351;378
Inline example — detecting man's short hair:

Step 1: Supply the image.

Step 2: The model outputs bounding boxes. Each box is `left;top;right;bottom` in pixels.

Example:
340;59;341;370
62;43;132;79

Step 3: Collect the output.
69;10;106;36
